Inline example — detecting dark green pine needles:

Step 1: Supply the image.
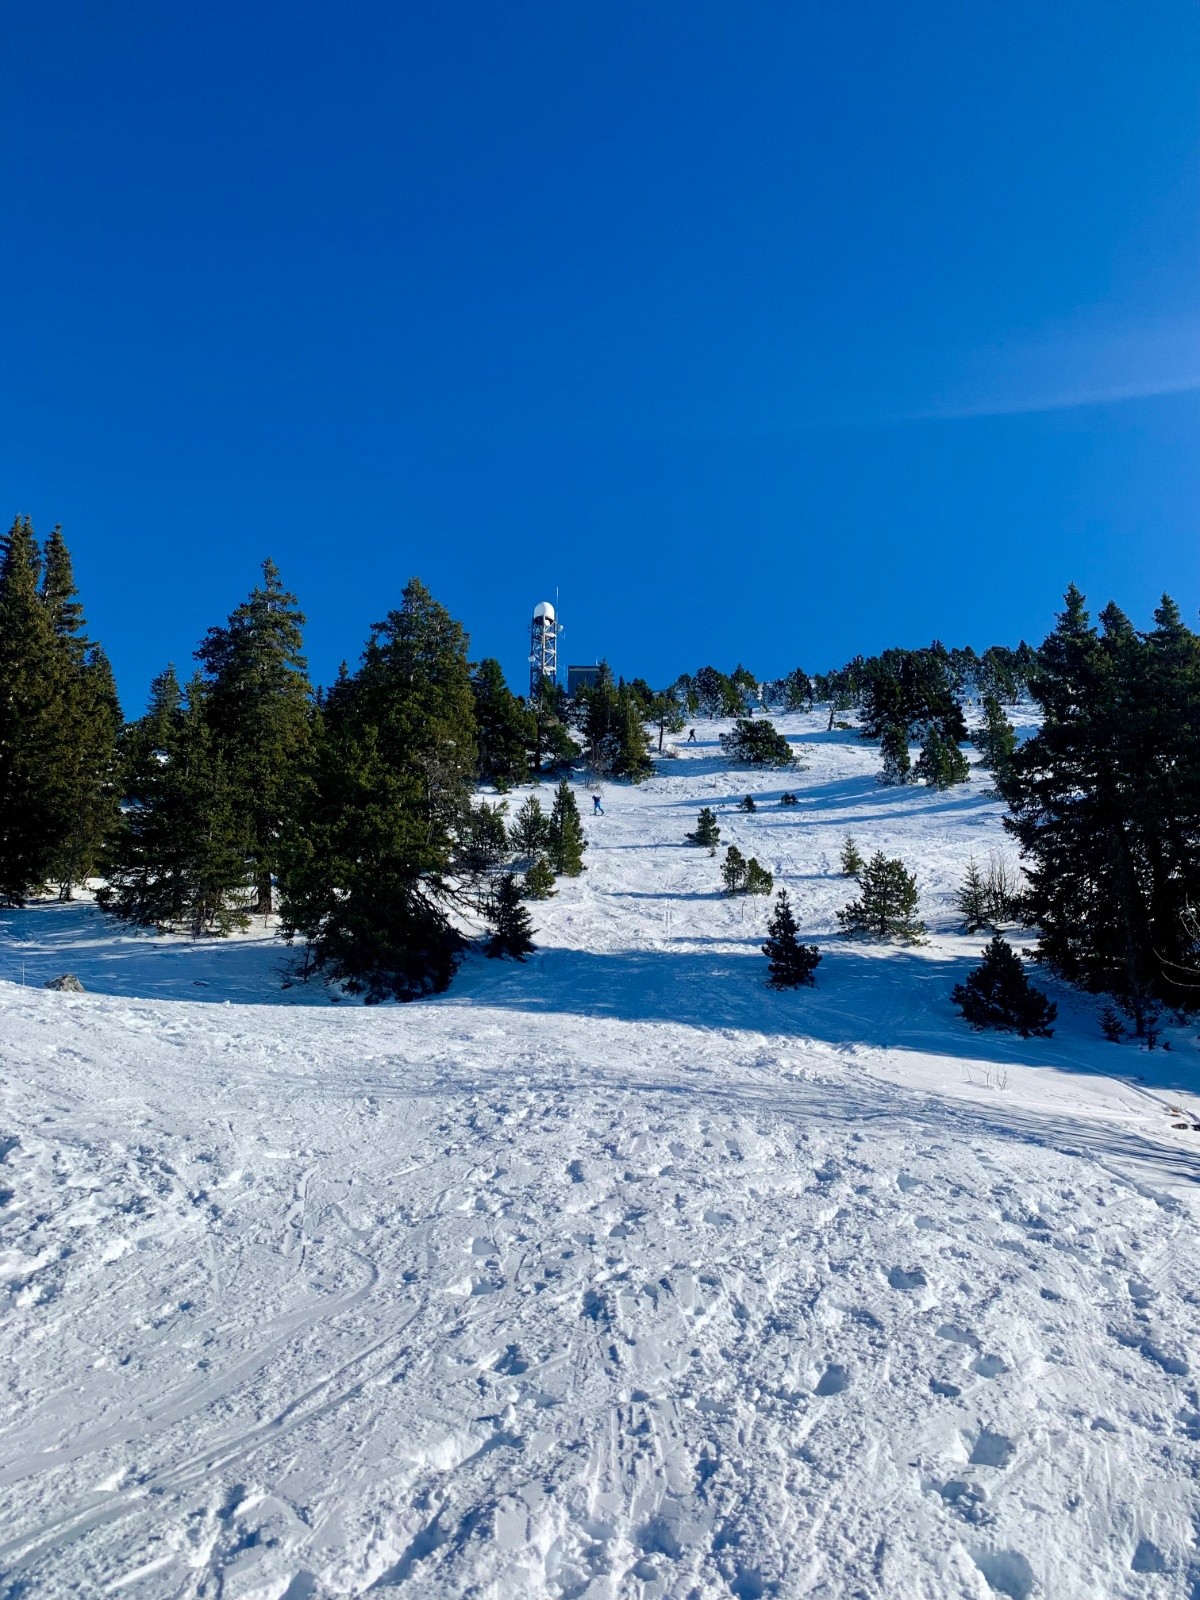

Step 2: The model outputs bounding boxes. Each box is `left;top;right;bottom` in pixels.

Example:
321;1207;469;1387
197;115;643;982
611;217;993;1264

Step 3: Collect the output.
952;934;1056;1038
762;889;820;987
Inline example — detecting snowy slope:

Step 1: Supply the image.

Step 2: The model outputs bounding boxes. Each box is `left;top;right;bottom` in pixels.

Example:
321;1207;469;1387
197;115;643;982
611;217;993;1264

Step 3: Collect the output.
2;713;1199;1600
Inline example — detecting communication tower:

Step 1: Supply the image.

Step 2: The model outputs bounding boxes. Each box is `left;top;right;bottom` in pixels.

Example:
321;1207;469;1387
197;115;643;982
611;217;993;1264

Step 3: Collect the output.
529;600;561;698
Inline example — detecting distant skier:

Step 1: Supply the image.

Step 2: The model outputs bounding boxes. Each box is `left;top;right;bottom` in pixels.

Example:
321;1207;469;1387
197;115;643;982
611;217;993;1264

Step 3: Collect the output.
686;728;697;742
592;793;604;815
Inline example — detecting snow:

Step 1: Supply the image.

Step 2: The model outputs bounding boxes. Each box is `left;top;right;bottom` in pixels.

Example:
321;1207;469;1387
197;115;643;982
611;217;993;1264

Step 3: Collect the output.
2;712;1199;1598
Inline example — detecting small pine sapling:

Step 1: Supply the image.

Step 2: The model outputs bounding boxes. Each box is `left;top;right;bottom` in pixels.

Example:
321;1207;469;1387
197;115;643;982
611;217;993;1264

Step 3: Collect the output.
951;933;1056;1037
837;851;925;942
1099;1003;1126;1043
779;791;798;806
485;872;536;959
721;845;748;895
840;835;864;878
522;855;557;900
509;794;551;858
686;806;721;852
739;794;757;813
547;779;587;876
956;859;989;933
744;858;774;895
762;888;820;987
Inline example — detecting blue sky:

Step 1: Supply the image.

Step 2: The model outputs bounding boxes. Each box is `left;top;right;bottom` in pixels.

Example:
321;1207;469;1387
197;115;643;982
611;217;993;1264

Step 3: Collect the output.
5;1;1200;712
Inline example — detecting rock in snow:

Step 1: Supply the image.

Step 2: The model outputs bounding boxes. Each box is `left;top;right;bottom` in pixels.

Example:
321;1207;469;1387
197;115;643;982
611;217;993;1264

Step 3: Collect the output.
0;710;1198;1597
43;973;85;992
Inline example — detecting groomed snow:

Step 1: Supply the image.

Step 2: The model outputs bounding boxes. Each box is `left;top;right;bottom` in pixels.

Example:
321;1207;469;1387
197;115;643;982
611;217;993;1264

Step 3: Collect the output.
2;713;1199;1599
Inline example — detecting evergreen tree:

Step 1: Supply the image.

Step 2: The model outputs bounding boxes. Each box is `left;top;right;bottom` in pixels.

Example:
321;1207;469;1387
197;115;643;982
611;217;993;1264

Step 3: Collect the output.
878;723;912;786
744;857;774;895
686;806;721;851
472;658;534;789
837;851;925;941
739;793;757;812
915;724;969;790
721;845;748;894
101;674;251;935
522;855;557;900
509;794;551;858
530;678;579;774
612;682;654;781
485;872;535;959
974;693;1018;789
39;527;121;898
951;934;1056;1037
196;559;312;914
278;578;477;1000
957;859;990;933
780;667;813;712
547;778;587;876
0;519;69;903
762;889;821;987
457;799;510;875
780;791;798;806
719;718;796;767
840;835;864;877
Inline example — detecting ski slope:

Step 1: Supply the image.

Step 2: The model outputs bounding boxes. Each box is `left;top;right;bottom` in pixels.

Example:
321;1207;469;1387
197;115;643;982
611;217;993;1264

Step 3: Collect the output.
1;713;1199;1599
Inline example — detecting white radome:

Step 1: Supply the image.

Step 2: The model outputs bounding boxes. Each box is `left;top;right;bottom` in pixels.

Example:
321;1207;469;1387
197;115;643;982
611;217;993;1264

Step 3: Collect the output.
533;600;556;622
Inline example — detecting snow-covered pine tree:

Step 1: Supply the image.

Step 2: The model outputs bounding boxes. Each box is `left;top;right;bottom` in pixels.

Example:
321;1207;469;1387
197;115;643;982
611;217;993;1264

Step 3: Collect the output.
686;806;721;851
486;872;535;959
837;851;925;942
762;889;820;987
509;794;551;858
951;934;1056;1037
878;723;912;786
547;779;587;876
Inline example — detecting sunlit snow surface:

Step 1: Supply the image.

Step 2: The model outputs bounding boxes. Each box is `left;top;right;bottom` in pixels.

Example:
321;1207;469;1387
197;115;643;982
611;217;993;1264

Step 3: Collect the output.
1;713;1198;1599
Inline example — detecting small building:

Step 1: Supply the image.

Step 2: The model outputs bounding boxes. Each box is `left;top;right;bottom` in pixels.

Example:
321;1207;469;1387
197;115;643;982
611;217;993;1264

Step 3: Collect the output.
567;664;602;696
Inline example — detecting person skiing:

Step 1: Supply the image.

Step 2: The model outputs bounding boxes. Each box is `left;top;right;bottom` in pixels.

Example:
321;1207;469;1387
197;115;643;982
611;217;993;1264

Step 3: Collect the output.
686;727;697;742
592;792;604;815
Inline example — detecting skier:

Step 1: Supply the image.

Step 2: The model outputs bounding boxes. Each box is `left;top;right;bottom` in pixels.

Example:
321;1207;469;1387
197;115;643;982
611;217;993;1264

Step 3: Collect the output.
686;728;697;742
592;793;604;815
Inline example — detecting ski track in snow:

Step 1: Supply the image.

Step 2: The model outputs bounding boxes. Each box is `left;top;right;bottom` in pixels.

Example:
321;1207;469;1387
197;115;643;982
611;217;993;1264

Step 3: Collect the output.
1;712;1199;1598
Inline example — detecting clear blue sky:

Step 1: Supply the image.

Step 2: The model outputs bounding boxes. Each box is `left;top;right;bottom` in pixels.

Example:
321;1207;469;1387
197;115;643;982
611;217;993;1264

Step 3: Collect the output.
6;1;1200;713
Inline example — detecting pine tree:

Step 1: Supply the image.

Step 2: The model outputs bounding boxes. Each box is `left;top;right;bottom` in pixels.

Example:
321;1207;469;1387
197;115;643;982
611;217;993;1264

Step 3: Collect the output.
951;934;1056;1037
739;794;757;813
278;578;477;1000
878;723;912;786
509;794;551;858
780;791;798;806
837;851;925;942
457;799;510;875
762;889;821;987
522;855;557;900
486;872;535;959
719;718;796;767
721;845;748;894
0;518;68;904
613;682;654;781
840;835;864;877
915;725;969;789
101;675;251;935
38;527;121;898
196;560;312;914
974;693;1017;790
473;658;535;789
686;806;721;852
957;859;990;933
547;778;587;876
744;857;774;895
